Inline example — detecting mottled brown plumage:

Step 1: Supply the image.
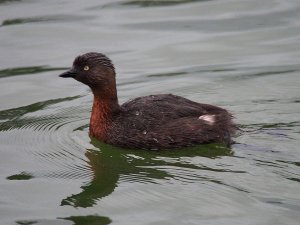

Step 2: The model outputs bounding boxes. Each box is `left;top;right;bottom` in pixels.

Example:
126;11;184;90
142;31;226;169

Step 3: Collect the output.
59;52;236;150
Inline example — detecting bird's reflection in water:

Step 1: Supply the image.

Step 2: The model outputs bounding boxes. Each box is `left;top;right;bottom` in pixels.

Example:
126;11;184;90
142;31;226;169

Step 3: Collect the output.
60;215;112;225
16;215;111;225
61;139;233;208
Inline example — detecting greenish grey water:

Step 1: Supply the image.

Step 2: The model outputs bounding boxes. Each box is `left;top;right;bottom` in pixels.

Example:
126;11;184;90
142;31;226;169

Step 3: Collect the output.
0;0;300;224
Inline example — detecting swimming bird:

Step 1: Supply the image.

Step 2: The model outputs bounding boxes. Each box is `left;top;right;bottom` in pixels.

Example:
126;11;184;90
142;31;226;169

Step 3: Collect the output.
59;52;236;150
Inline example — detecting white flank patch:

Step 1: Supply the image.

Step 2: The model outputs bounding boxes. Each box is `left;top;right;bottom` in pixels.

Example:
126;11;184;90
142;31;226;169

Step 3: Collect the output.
199;115;215;125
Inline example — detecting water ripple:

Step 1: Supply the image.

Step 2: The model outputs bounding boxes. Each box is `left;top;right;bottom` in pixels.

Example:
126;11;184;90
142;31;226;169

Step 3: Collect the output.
0;96;92;180
104;0;210;8
0;66;68;78
1;15;94;27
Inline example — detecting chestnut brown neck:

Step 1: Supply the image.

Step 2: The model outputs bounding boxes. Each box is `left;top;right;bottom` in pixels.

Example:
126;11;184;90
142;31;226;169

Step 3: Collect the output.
89;85;120;141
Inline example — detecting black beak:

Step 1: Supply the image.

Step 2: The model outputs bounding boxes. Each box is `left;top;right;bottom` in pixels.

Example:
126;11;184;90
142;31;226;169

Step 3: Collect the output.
59;69;77;78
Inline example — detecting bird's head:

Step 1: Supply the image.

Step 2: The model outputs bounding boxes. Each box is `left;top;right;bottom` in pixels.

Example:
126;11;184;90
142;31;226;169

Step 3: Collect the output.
59;52;116;89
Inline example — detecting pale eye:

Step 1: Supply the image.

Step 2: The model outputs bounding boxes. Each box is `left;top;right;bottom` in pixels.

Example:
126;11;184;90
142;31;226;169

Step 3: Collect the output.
83;65;89;71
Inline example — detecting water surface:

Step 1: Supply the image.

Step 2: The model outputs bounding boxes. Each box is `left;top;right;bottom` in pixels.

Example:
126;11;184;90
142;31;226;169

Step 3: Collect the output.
0;0;300;224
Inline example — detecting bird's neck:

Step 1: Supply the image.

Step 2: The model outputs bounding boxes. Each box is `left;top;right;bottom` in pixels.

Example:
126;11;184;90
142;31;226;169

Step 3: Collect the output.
89;87;120;141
